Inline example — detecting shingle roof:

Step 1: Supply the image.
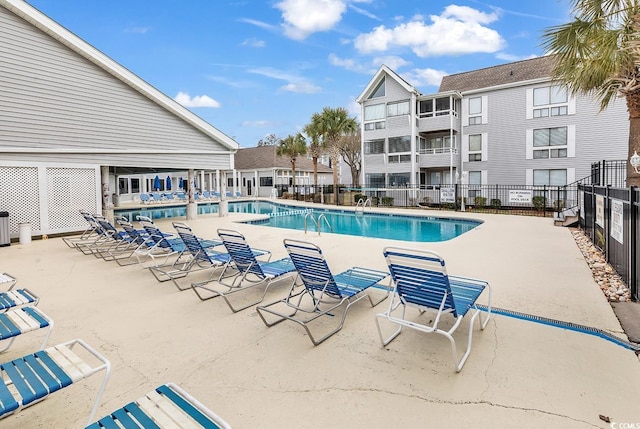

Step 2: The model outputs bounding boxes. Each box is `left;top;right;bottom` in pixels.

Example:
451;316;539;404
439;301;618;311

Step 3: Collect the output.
439;56;554;93
235;146;333;172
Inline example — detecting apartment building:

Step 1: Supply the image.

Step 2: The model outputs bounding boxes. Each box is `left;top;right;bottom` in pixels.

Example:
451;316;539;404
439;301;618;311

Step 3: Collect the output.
356;56;628;190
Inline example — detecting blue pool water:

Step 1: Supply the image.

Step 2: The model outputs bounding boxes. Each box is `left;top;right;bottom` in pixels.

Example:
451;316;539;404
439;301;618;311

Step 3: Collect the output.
116;201;480;242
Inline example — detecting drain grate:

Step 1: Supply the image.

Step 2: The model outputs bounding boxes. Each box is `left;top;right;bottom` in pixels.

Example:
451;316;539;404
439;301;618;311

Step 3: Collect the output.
477;305;640;352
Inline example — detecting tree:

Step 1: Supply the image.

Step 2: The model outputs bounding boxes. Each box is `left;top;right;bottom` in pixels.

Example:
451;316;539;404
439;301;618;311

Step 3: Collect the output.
541;0;640;186
303;113;324;191
339;129;362;186
308;107;358;203
257;133;280;146
276;133;307;188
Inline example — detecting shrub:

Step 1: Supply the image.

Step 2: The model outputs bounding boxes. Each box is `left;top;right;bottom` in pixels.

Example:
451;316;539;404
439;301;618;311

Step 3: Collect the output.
554;200;565;211
474;196;487;207
442;202;455;210
353;193;364;204
381;196;394;206
422;196;431;206
490;198;502;209
532;196;546;211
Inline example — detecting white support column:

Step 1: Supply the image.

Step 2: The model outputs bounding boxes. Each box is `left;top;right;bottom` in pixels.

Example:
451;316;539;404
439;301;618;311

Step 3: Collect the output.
187;169;197;220
233;169;238;195
216;170;221;194
254;170;258;197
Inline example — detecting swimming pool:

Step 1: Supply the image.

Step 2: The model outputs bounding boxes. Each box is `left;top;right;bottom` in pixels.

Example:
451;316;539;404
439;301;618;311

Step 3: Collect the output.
116;200;481;242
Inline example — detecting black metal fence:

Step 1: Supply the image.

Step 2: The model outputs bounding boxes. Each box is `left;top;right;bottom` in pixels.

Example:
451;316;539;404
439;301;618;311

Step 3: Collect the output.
274;183;572;216
579;184;638;301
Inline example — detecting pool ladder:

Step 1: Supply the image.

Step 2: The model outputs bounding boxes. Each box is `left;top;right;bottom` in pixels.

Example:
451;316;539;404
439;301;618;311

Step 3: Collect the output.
355;198;372;213
304;212;333;236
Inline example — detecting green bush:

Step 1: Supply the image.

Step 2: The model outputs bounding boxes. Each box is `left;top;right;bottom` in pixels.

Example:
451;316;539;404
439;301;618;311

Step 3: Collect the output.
381;196;394;206
474;196;487;207
422;196;431;206
532;196;546;211
353;193;364;204
554;200;565;211
490;198;502;209
442;202;455;210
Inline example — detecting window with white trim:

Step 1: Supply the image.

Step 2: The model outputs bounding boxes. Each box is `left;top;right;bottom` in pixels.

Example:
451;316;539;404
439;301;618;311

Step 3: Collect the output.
388;173;410;186
364;103;385;130
366;173;385;187
468;134;482;162
533;127;567;158
419;136;454;154
533;86;568;117
388;154;412;163
388;136;411;153
369;77;385;99
533;169;567;186
468;97;482;125
364;139;384;154
387;100;409;117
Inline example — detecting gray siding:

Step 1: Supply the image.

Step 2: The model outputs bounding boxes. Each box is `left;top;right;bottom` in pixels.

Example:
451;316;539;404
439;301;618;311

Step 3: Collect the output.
0;7;232;170
467;83;628;184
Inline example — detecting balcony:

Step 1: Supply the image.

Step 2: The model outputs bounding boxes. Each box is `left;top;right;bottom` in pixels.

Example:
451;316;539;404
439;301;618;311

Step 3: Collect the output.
418;147;459;168
417;113;460;134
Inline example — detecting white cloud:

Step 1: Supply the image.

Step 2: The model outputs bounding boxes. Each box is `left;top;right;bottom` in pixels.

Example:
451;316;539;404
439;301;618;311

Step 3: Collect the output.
328;53;409;74
125;26;150;34
248;67;321;94
242;37;266;47
238;18;278;31
354;5;505;57
495;52;538;62
174;92;221;108
401;68;448;88
275;0;347;40
241;120;274;127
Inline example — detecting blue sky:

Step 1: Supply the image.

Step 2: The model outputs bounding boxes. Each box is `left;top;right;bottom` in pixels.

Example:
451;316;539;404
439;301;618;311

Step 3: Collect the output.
26;0;570;147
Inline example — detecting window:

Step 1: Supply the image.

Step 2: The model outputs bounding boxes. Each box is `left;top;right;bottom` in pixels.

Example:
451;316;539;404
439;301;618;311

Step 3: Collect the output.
435;97;450;116
418;100;434;117
533;169;567;186
365;139;384;154
420;136;453;154
533;127;567;158
388;154;412;163
130;178;140;194
533;86;568;117
366;173;385;187
227;177;234;187
260;176;273;186
364;104;386;130
468;97;482;125
388;173;410;186
387;101;409;117
364;104;385;121
468;134;482;162
388;136;411;153
369;77;385;98
118;178;129;194
468;171;482;185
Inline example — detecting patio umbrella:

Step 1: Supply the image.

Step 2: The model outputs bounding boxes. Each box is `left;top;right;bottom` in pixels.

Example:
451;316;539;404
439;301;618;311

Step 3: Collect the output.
166;175;172;191
153;175;161;191
178;177;184;189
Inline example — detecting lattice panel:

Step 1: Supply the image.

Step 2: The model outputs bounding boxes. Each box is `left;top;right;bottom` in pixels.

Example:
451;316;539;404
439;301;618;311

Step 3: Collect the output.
0;167;41;234
46;167;98;230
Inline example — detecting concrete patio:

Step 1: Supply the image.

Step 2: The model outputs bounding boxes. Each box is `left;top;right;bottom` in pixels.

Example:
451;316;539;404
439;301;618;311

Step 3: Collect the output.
2;204;639;428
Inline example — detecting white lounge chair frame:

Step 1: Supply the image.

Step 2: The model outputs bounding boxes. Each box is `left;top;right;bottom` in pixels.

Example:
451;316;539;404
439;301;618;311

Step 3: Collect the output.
376;246;492;372
0;338;111;425
0;306;53;353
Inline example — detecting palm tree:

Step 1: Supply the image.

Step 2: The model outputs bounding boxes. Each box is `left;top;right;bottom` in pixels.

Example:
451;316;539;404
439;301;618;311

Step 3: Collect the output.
308;107;358;203
541;0;640;186
277;133;307;189
303;113;324;192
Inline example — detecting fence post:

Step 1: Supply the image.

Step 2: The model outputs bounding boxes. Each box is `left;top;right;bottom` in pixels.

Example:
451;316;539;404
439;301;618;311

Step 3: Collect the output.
455;183;459;211
630;186;638;301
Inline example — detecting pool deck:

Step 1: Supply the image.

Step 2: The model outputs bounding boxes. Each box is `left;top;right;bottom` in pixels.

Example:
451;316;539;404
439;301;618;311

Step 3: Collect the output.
3;201;640;428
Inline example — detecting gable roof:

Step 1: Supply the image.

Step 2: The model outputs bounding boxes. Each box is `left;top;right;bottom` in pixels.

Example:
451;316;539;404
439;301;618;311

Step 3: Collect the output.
0;0;238;151
235;146;333;172
356;65;419;103
439;56;554;93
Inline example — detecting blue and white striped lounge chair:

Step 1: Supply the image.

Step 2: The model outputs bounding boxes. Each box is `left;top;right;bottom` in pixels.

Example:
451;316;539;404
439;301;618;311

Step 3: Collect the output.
87;383;231;429
168;223;230;291
176;192;188;202
377;247;492;372
163;192;176;202
99;218;154;266
0;287;39;313
150;192;165;203
75;217;132;257
190;229;295;312
0;306;53;353
0;338;111;425
62;210;102;248
256;239;390;345
139;193;152;204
